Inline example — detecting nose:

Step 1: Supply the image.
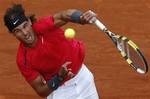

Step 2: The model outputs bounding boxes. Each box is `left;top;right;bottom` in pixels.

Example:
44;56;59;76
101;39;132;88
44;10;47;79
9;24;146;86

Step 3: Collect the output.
22;29;28;36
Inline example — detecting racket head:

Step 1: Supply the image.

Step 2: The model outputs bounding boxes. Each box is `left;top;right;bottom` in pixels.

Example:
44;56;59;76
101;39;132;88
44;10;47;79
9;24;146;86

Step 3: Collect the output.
114;35;148;74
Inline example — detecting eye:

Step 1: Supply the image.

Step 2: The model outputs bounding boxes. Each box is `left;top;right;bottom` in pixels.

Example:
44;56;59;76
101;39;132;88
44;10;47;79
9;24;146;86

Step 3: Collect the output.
13;29;21;34
23;22;29;29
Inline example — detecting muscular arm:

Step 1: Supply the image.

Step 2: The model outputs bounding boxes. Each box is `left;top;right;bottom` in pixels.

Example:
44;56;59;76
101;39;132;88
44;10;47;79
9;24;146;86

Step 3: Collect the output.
28;62;72;98
29;75;52;98
53;9;78;27
53;9;96;27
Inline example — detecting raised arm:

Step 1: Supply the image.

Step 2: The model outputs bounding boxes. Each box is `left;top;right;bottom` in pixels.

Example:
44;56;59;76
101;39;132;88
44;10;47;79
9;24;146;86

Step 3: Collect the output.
53;9;96;27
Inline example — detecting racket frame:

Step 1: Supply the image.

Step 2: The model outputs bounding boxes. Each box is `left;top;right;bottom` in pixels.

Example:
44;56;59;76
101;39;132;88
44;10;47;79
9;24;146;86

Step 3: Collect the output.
94;19;148;74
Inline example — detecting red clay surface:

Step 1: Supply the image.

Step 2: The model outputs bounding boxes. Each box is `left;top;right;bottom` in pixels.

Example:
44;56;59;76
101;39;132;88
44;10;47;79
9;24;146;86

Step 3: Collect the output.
0;0;150;99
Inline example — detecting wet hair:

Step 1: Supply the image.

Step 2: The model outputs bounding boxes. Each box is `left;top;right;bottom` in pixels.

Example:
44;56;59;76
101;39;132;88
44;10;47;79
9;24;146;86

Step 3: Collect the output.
3;4;36;32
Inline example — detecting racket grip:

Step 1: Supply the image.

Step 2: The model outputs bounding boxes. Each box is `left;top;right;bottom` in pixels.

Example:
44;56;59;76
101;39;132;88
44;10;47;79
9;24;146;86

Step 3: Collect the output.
94;19;106;31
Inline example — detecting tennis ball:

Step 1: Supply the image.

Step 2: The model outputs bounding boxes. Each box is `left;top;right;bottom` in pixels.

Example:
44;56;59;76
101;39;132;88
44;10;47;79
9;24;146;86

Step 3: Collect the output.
64;28;75;39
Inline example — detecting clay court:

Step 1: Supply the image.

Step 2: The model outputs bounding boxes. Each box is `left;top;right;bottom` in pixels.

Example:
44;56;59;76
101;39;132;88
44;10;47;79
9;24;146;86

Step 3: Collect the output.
0;0;150;99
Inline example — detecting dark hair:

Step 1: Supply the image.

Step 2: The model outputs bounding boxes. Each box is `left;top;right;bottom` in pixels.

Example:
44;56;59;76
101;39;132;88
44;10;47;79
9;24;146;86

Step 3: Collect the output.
3;4;36;32
28;14;37;23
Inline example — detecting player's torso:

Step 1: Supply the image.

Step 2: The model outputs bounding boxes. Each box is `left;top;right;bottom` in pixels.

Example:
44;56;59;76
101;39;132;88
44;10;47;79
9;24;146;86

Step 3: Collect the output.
17;16;85;80
18;30;84;80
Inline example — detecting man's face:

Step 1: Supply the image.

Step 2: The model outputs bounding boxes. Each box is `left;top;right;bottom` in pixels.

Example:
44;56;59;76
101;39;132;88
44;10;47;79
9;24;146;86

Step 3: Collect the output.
12;19;36;47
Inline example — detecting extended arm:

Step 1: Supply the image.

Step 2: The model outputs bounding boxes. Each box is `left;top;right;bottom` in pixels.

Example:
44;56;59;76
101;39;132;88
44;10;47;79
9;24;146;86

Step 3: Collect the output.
53;9;96;27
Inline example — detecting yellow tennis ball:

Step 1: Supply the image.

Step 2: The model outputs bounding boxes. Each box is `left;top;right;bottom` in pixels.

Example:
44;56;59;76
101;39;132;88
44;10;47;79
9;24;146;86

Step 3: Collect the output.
64;28;75;39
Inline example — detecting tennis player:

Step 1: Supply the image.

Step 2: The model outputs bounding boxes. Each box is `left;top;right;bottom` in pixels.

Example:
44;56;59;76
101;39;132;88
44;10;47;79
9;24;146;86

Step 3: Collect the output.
3;4;99;99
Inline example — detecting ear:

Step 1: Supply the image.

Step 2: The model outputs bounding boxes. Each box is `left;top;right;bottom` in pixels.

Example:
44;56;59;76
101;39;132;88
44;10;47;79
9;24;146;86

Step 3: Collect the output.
28;18;32;25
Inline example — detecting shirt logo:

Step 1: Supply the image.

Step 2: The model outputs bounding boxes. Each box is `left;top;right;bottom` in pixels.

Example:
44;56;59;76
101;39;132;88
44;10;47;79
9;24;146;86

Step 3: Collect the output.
13;19;19;25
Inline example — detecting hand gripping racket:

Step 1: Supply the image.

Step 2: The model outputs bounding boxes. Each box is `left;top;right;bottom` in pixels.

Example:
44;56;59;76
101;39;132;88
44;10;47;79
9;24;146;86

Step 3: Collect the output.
94;19;148;74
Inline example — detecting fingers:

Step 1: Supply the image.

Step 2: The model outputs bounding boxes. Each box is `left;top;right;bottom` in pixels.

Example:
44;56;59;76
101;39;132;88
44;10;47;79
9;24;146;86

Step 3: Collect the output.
59;61;75;79
62;61;72;68
68;70;75;78
80;10;97;24
61;61;72;73
58;61;72;78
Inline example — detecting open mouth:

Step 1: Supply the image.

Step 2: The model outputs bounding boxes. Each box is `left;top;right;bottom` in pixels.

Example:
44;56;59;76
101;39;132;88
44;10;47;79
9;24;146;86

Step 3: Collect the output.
26;35;32;41
28;36;32;41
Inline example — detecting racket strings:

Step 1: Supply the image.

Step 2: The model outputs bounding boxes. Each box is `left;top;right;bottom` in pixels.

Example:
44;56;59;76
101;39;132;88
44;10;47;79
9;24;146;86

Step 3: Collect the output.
127;44;145;67
117;36;147;72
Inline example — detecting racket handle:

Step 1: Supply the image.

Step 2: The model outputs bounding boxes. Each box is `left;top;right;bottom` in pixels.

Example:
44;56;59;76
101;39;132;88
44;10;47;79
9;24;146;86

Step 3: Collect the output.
94;19;107;32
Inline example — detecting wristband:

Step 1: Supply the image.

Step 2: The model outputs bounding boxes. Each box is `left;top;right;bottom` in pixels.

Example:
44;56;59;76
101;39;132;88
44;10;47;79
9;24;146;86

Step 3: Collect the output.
71;11;82;23
47;75;63;90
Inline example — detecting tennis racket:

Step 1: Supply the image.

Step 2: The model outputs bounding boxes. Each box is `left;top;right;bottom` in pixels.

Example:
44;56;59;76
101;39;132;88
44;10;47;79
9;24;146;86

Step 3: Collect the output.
94;19;148;74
